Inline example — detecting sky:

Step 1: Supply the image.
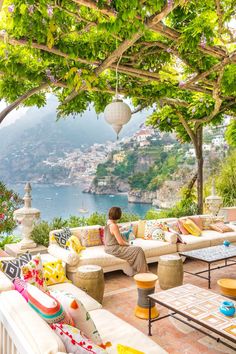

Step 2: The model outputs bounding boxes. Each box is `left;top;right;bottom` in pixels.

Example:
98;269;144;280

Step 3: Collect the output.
0;101;28;128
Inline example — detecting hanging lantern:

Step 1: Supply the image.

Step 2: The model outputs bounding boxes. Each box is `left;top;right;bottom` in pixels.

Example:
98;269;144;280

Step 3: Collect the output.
104;99;131;138
104;55;132;138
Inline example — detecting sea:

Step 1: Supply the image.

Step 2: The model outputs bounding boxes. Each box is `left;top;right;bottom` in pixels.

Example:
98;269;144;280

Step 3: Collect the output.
9;184;152;221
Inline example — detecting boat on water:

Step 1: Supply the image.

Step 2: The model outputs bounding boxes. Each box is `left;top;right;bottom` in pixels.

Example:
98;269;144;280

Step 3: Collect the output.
45;197;52;200
78;201;89;214
109;194;115;198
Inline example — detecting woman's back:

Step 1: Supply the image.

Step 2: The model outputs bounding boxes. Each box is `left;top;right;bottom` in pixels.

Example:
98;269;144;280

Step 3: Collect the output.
104;224;119;248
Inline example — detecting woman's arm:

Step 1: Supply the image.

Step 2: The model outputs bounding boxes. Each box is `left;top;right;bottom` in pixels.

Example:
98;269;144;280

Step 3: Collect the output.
109;223;129;246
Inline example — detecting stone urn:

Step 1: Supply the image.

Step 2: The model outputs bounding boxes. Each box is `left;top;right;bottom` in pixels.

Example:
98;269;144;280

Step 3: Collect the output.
13;183;40;249
205;180;223;216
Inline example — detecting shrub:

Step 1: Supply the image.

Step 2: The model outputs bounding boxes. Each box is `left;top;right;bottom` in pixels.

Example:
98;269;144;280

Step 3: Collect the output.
216;150;236;206
0;234;20;250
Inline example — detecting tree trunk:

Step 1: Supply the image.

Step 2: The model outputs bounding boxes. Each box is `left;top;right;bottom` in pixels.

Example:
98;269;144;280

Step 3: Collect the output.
194;126;203;214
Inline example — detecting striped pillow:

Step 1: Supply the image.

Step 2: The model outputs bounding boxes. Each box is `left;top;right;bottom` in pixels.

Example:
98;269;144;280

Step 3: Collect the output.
27;284;74;325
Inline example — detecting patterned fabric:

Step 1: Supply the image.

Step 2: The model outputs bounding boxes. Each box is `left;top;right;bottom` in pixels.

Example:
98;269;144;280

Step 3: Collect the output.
21;254;46;290
137;220;146;238
144;220;167;241
0;252;32;281
66;235;86;254
50;324;107;354
200;215;225;230
43;259;71;286
178;219;189;235
189;216;203;230
181;219;201;236
49;290;103;346
27;284;74;325
210;222;234;233
80;228;102;247
117;344;144;354
13;278;28;301
166;221;180;234
53;227;72;248
120;224;136;242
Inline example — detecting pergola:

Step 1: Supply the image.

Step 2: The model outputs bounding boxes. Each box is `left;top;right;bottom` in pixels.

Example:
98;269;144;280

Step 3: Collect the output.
0;0;235;212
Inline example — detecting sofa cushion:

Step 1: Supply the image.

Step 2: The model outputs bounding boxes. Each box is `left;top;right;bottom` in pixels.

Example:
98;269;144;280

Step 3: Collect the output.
77;245;127;268
90;309;167;354
181;219;201;236
0;290;66;353
43;259;71;286
132;239;177;258
48;282;102;311
201;227;236;245
80;228;103;247
48;244;80;266
210;222;234;233
53;227;72;248
0;270;14;292
177;236;211;252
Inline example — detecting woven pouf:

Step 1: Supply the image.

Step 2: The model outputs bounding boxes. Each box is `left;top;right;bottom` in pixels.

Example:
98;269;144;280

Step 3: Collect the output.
217;278;236;298
134;273;159;320
158;254;183;290
75;265;104;304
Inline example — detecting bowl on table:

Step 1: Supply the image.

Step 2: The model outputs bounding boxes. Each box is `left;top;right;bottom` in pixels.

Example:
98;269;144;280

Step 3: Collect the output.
217;278;236;298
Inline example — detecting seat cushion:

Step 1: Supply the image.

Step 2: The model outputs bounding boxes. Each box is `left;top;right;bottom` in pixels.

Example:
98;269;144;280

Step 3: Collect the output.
78;245;127;267
132;239;177;258
201;227;236;245
90;309;167;354
48;282;102;311
177;235;211;252
0;270;14;292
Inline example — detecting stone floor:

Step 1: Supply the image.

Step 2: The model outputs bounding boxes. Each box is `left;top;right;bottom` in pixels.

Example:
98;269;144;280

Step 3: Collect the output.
103;259;236;354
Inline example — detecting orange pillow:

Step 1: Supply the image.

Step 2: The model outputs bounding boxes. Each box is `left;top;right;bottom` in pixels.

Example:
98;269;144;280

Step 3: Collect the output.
189;216;203;231
210;222;234;233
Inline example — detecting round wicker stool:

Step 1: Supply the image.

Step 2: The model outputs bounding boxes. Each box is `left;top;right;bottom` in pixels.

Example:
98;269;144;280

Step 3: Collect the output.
158;254;183;290
76;265;105;304
217;278;236;298
134;273;159;320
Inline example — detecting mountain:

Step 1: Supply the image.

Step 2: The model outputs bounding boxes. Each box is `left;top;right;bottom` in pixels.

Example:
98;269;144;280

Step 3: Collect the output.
0;96;149;183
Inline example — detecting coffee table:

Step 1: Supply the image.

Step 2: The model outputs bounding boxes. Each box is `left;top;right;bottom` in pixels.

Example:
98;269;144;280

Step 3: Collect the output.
179;244;236;288
148;284;236;350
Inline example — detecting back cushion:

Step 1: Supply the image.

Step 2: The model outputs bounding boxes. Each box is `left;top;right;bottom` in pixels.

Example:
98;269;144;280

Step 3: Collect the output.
80;228;102;247
137;220;146;238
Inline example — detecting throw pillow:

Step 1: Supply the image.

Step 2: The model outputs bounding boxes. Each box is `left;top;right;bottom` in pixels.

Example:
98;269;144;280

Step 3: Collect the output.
43;259;71;286
166;221;180;234
164;231;178;244
117;344;144;354
99;227;105;245
27;284;74;325
49;290;104;346
177;220;189;235
51;324;107;354
137;220;146;238
21;254;46;290
144;220;167;240
66;235;86;254
0;252;32;281
120;224;136;242
53;227;72;248
200;215;225;230
13;278;28;301
80;228;102;247
210;222;234;233
189;216;203;230
181;219;201;236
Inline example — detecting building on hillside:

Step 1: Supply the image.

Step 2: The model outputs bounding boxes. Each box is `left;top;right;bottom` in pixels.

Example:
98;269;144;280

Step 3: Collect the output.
163;144;174;152
113;152;126;164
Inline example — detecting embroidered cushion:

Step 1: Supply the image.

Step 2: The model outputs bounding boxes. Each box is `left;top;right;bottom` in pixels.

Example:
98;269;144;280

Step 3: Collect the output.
210;222;234;233
49;290;104;346
144;220;167;240
51;324;107;354
120;224;136;242
0;252;32;281
53;227;72;248
43;259;71;286
27;284;74;325
166;221;180;234
137;220;146;238
80;228;102;247
21;254;46;290
117;344;144;354
181;219;201;236
66;235;86;254
13;278;28;301
200;215;225;230
189;216;203;230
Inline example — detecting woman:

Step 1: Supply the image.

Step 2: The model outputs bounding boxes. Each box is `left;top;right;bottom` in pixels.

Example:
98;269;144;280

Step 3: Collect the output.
104;206;148;275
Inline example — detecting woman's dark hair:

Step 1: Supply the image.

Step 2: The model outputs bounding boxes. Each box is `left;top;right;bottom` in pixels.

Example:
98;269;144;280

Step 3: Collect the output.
108;206;122;221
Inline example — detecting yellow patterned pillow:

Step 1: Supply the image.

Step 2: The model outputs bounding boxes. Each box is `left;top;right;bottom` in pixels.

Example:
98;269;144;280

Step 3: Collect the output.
80;228;102;247
137;220;146;238
182;218;201;236
66;235;85;254
117;344;145;354
43;259;71;286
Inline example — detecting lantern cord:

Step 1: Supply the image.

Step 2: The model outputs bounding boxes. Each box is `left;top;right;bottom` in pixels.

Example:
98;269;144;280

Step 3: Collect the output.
115;55;122;100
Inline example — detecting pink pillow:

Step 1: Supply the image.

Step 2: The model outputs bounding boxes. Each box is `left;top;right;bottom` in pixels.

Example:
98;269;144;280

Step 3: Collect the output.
13;278;28;301
210;222;234;233
99;227;105;245
189;216;203;231
178;219;189;235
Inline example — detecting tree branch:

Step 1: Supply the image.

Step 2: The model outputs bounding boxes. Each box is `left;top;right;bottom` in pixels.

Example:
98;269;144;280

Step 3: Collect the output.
63;1;184;104
0;83;48;125
160;97;189;107
175;111;197;145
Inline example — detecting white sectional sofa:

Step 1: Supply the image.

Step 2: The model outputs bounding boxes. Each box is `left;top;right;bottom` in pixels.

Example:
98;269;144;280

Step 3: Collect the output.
0;269;166;354
48;218;236;276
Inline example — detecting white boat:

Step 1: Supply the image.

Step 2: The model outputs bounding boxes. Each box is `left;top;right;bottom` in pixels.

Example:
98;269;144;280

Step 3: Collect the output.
78;201;89;214
109;194;115;198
